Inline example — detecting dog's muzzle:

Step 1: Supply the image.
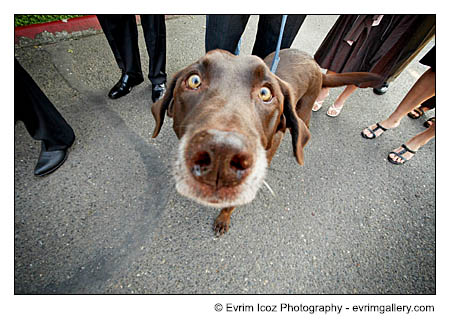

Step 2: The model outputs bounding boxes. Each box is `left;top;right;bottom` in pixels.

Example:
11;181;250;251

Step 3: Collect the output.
174;129;267;208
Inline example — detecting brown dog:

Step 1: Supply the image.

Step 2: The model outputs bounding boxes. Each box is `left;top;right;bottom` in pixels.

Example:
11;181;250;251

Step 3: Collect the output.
151;48;380;235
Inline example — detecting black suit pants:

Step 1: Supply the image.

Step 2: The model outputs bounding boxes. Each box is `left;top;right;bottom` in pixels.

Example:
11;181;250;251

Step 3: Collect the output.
14;59;75;151
205;15;306;59
97;14;167;85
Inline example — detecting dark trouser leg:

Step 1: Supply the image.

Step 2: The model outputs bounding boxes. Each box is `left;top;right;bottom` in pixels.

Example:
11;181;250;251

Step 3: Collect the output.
14;59;75;151
252;14;306;59
140;14;167;85
205;15;251;54
97;14;143;80
96;14;125;71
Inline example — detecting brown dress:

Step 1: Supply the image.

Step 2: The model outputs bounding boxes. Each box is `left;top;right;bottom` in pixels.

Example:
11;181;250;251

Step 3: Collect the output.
314;15;435;88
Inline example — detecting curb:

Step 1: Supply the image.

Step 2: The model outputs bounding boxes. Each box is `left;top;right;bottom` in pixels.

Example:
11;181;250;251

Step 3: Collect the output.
15;15;102;44
14;15;183;46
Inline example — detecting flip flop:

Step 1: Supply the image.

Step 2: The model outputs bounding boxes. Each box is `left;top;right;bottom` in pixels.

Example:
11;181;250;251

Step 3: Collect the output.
312;93;328;112
361;122;388;139
423;117;435;128
326;103;344;117
388;144;417;165
407;106;425;119
312;100;325;112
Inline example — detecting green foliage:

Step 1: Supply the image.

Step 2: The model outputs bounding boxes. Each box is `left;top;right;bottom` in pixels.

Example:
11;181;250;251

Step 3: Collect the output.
14;15;84;27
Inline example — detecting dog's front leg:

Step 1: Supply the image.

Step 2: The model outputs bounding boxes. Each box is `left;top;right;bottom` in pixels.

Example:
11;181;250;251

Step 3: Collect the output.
214;207;235;236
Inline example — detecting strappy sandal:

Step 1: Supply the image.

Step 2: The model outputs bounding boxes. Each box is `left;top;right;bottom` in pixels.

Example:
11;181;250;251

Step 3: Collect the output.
326;103;344;117
407;106;425;119
388;144;417;165
361;122;388;139
423;117;435;128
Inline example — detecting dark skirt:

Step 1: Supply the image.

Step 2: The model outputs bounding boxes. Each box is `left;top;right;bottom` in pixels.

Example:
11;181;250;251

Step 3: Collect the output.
314;15;435;88
419;46;436;71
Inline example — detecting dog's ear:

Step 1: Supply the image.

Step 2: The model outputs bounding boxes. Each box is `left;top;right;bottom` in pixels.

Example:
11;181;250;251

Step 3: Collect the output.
151;71;182;138
276;114;286;133
277;77;311;165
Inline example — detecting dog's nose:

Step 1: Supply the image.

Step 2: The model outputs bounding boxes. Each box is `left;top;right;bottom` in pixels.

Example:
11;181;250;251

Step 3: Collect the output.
185;130;253;188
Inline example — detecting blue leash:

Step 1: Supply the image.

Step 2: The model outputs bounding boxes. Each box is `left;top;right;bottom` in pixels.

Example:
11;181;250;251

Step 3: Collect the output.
270;15;288;73
234;15;288;73
234;38;242;56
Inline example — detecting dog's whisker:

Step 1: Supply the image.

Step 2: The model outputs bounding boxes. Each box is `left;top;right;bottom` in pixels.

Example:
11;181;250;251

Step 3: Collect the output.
263;180;276;197
147;48;381;235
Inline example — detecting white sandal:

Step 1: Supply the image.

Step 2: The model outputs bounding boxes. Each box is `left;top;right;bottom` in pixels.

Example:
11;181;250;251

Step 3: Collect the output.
312;100;325;112
326;103;344;117
312;93;328;112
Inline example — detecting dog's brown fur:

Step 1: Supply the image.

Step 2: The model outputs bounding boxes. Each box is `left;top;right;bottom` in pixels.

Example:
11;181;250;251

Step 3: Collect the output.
151;48;380;235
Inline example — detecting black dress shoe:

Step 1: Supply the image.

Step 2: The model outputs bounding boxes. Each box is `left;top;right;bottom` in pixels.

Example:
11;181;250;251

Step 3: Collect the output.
34;143;69;176
373;82;389;95
108;73;144;99
152;83;166;103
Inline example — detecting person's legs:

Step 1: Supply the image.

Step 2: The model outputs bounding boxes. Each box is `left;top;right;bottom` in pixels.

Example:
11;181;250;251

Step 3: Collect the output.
362;68;435;138
98;15;144;99
313;68;358;116
326;84;358;117
388;120;435;164
14;59;74;151
252;15;306;59
381;68;435;128
15;59;75;176
205;15;250;54
141;14;167;102
407;106;431;119
313;70;334;112
100;15;143;80
140;14;167;85
96;15;125;71
407;95;435;119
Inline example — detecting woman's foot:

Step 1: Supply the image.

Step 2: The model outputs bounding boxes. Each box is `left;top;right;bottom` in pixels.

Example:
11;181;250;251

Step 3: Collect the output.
423;117;435;128
361;122;389;139
313;91;329;112
407;106;430;119
387;144;417;165
326;103;344;117
312;100;325;112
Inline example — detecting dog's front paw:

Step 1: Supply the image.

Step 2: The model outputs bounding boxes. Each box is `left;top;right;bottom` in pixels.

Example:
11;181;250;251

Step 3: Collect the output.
213;216;230;236
213;207;234;236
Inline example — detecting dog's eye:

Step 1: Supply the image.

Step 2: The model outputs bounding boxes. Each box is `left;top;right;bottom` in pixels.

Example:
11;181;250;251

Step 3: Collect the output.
187;74;202;89
259;87;273;102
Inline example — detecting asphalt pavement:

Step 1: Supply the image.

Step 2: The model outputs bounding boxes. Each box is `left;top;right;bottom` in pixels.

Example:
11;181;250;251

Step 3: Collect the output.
14;15;435;294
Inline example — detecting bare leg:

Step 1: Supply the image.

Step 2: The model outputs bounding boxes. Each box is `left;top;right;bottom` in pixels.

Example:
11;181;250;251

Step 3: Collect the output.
327;84;358;117
382;69;435;128
362;68;435;138
313;70;335;111
316;87;330;103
